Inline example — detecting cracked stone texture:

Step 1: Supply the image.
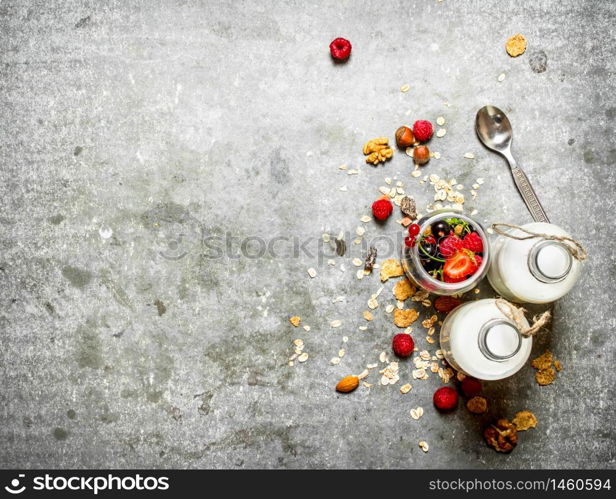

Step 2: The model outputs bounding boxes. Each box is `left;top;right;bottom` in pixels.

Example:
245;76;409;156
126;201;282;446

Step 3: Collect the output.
1;0;615;469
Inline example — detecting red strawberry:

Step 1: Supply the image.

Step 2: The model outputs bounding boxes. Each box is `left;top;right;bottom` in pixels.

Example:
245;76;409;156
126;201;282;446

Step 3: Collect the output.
392;333;414;358
461;232;483;253
434;296;461;313
474;254;483;267
439;233;463;258
443;249;479;282
372;198;393;221
433;386;458;411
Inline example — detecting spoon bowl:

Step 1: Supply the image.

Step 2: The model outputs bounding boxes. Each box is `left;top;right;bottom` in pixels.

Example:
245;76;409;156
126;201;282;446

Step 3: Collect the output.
475;105;513;152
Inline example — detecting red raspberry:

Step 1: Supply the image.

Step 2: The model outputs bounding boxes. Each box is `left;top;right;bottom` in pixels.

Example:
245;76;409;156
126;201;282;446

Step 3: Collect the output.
433;386;458;411
329;38;352;61
434;296;461;313
462;232;484;253
372;198;393;221
439;233;463;258
474;254;483;267
392;333;414;358
461;377;482;398
412;120;433;142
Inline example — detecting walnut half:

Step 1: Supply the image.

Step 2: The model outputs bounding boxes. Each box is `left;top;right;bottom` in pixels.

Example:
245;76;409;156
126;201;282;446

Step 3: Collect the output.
483;418;518;453
363;137;393;165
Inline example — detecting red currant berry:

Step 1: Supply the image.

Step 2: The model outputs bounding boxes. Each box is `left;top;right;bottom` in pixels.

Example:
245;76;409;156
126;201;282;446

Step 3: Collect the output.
404;236;415;247
408;224;420;237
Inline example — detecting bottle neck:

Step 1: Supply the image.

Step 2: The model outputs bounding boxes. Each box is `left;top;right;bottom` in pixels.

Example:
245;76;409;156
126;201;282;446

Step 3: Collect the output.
478;319;522;362
528;240;572;283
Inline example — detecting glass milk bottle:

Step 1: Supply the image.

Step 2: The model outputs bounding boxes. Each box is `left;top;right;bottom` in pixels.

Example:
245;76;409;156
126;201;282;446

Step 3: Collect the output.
487;223;583;304
440;299;532;381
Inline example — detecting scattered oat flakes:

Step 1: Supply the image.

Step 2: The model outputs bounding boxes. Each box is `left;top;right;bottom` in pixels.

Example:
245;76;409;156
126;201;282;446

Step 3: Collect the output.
367;297;379;310
363;311;374;322
298;352;309;363
512;410;538;431
338;163;348;170
379;361;400;385
356;269;365;280
400;83;410;93
411;170;422;178
330;357;341;365
410;407;424;420
289;316;301;327
379;351;388;363
330;320;342;328
363;382;373;388
339;186;348;192
303;325;311;332
498;73;506;82
360;215;372;223
307;268;317;278
394;308;420;328
418;441;429;452
338;349;345;358
385;304;395;313
464;152;475;159
357;369;369;380
352;258;363;267
436;128;446;138
400;383;412;394
436;116;445;126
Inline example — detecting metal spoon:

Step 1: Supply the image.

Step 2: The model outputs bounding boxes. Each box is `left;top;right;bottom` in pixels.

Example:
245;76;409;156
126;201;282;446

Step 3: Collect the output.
475;105;549;223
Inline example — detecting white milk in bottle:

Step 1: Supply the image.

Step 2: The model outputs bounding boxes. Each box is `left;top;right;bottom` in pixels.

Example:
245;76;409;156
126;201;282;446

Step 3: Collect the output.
439;299;532;381
487;223;584;304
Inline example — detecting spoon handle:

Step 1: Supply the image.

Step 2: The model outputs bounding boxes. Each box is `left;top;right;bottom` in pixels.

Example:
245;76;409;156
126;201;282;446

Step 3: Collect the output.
510;167;550;223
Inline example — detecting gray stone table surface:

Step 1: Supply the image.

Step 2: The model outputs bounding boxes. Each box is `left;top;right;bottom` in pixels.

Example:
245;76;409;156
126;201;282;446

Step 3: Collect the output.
1;0;615;469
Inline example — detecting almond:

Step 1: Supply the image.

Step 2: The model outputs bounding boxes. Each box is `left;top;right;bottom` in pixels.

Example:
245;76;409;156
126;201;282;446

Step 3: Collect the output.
336;375;360;393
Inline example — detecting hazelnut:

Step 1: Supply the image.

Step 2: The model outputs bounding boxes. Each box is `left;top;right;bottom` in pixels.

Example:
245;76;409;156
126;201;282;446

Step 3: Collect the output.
395;126;415;148
413;145;430;165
